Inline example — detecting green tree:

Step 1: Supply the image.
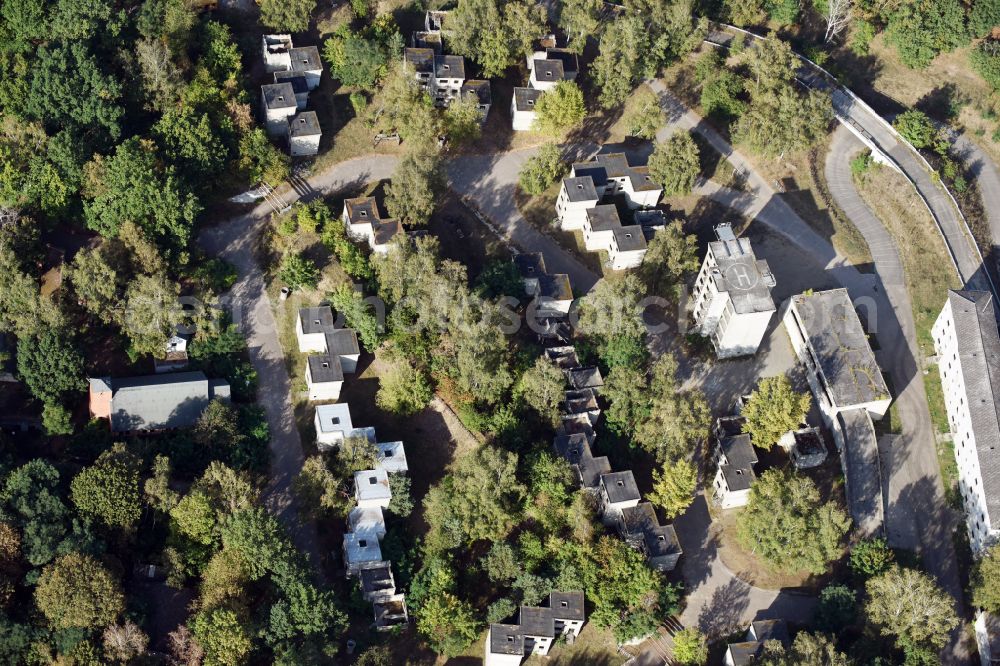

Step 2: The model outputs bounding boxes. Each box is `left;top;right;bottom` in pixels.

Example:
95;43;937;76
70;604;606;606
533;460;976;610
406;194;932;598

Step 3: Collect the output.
278;254;319;290
971;0;1000;37
970;544;1000;613
741;375;811;447
355;646;391;666
416;591;479;657
885;0;969;69
423;446;526;551
190;607;253;666
639;220;700;295
759;632;849;665
815;583;856;633
557;0;601;52
83;138;201;252
35;552;125;630
375;348;432;416
67;246;119;320
153;106;226;185
893;109;936;149
736;469;850;574
16;327;86;405
592;16;651;109
70;444;142;530
518;356;566;426
443;95;483;145
259;0;315;31
701;69;746;119
329;284;380;349
487;597;518;623
26;42;123;140
387;474;414;517
518;143;565;195
865;565;958;650
505;1;548;59
238;128;290;186
0;460;70;566
648;131;700;197
220;507;298;581
292;456;351;519
120;272;184;359
385;146;442;227
734;37;831;157
447;0;516;78
672;627;708;665
766;0;799;24
634;355;711;462
145;455;180;514
648;459;697;519
725;0;765;25
533;81;586;135
482;542;520;582
849;537;895;578
322;28;388;90
41;402;74;435
625;88;664;139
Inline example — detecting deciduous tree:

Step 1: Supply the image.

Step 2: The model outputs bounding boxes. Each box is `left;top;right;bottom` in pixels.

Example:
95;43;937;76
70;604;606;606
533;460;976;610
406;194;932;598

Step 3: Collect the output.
278;253;319;290
736;469;850;574
672;627;708;665
103;620;149;663
648;459;697;518
625;88;664;139
815;583;856;633
849;537;894;578
518;142;565;195
592;16;651;109
259;0;315;32
865;565;958;649
648;131;700;197
741;375;811;447
70;444;143;530
385;146;442;227
518;356;566;426
15;327;86;405
970;544;1000;613
557;0;601;53
190;607;253;666
639;220;700;295
375;347;433;416
885;0;969;69
35;552;125;630
533;81;586;135
759;632;849;665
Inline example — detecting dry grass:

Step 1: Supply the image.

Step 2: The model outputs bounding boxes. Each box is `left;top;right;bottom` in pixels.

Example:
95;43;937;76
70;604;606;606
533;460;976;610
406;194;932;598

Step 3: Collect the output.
853;164;961;351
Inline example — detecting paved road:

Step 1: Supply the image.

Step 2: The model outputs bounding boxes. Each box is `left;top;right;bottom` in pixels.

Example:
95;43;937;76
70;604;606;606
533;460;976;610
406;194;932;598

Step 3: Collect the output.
198;155;397;571
446;151;600;290
706;25;992;297
825;127;967;663
951;129;1000;254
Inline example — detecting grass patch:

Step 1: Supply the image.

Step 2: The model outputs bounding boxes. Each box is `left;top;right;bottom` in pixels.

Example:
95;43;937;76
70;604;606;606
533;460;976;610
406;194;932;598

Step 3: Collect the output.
937;436;961;510
853;164;959;351
923;368;950;434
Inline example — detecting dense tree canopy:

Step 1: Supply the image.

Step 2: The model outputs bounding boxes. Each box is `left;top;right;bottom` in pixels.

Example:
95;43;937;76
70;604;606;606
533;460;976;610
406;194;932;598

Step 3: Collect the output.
70;444;143;530
971;544;1000;613
35;552;124;630
533;81;587;135
741;375;811;447
737;469;850;573
648;131;700;197
865;565;958;650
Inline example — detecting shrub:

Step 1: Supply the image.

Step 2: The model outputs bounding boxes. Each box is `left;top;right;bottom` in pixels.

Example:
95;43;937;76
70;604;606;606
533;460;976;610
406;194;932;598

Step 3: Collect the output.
893;110;936;149
971;39;1000;92
850;151;873;179
518;143;565;195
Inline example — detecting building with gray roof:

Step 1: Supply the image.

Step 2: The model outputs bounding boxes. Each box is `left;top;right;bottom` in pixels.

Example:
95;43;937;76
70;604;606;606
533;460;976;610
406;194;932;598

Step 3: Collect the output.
725;619;790;666
261;82;298;135
838;408;884;537
553;432;609;487
288;45;323;89
692;223;777;358
89;372;229;433
933;290;1000;553
485;592;586;665
711;426;759;509
511;87;543;131
530;58;565;90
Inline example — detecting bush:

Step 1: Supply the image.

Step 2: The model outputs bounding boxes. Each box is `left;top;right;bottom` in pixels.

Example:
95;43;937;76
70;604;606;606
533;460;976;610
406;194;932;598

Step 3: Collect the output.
533;81;586;135
349;91;368;116
893;110;936;149
850;20;875;55
850;151;873;179
971;40;1000;92
278;253;319;290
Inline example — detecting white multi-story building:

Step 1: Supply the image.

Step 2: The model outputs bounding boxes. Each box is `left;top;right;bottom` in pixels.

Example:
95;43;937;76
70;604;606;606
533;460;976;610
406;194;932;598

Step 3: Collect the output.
262;34;293;72
485;592;586;666
511;87;541;131
287;111;321;157
261;82;297;135
598;470;641;527
288;46;323;90
784;287;892;536
571;153;662;209
555;176;600;229
710;416;759;509
403;48;466;107
342;197;403;255
461;79;492;122
526;48;578;82
691;224;776;358
933;290;1000;554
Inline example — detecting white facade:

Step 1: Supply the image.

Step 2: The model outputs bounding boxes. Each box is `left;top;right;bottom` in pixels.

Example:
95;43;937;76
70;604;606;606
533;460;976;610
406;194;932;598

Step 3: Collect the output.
261;85;297;136
933;291;1000;554
608;227;647;270
313;402;353;449
975;611;1000;666
355;468;392;509
555;178;599;230
305;358;343;402
296;313;328;353
342;198;402;255
262;34;292;72
289;132;320;156
691;224;776;358
510;87;541;132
